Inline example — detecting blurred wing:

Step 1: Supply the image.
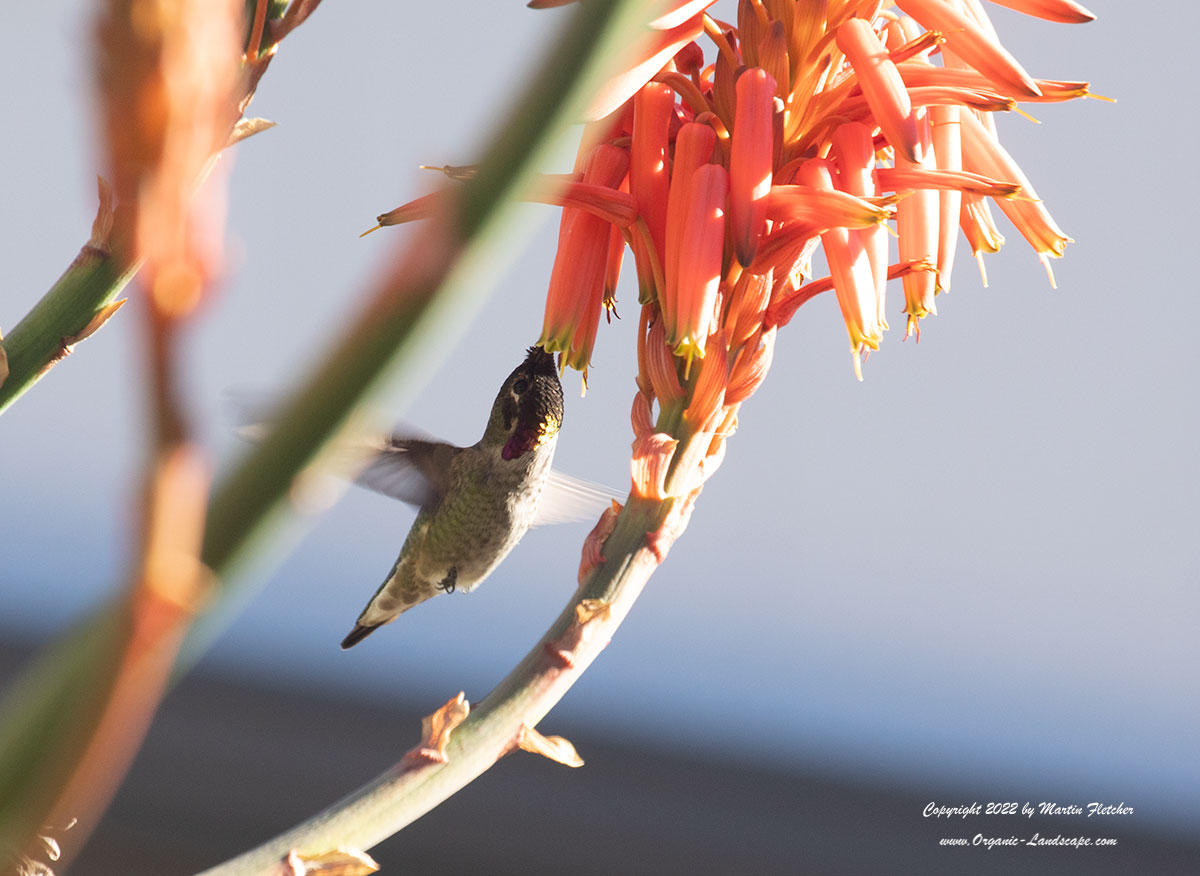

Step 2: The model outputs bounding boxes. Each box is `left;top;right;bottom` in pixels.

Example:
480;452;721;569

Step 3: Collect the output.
354;436;456;509
229;392;454;509
533;469;624;527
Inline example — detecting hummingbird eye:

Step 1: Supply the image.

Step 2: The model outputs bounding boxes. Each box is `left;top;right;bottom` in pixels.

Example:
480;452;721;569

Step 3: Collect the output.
512;378;530;395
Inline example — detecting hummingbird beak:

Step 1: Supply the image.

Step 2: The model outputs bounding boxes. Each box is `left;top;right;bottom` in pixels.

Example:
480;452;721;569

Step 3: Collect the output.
524;344;558;378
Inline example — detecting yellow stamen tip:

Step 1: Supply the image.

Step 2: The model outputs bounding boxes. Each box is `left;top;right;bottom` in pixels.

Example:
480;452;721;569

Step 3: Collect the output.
359;224;382;238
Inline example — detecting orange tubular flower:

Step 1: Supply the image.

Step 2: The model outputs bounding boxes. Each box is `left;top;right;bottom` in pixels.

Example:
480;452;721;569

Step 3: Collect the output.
539;182;637;227
664;122;717;345
896;63;1093;103
835;17;921;164
893;97;939;338
886;11;944;318
875;164;1020;199
839;85;1016;120
668;163;729;366
538;212;606;366
897;192;939;337
372;191;442;229
830;121;888;330
929;104;963;293
798;158;881;380
729;68;777;267
630;82;675;299
985;0;1095;24
373;178;636;232
764;185;893;230
958;109;1071;282
959;192;1006;285
539;144;630;378
896;0;1042;98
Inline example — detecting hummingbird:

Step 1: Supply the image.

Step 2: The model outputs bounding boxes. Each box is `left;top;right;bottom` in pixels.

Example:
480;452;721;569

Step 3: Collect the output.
338;344;614;649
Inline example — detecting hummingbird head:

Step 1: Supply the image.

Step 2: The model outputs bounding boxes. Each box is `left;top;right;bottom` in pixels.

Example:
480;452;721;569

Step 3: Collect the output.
487;345;564;460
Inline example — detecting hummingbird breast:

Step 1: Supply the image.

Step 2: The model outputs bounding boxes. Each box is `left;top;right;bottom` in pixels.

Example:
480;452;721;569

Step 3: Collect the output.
415;439;556;592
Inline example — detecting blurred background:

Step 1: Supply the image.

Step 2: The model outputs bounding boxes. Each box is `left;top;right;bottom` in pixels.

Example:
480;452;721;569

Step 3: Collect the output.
2;2;1197;874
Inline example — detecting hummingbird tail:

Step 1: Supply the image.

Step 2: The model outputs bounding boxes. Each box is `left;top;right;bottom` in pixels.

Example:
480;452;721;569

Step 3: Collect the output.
340;623;383;650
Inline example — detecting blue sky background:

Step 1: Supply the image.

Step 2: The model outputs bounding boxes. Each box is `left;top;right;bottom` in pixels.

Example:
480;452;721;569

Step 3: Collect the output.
2;0;1197;840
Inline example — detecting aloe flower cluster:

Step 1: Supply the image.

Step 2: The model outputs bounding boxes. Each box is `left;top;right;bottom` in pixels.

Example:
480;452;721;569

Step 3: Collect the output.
369;0;1096;531
535;0;1093;398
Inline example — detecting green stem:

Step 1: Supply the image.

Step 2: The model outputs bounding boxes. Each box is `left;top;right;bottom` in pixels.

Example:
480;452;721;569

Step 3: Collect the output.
0;238;137;417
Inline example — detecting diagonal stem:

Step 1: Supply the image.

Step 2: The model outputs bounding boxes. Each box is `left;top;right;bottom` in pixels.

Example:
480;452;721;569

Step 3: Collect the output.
194;492;693;875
